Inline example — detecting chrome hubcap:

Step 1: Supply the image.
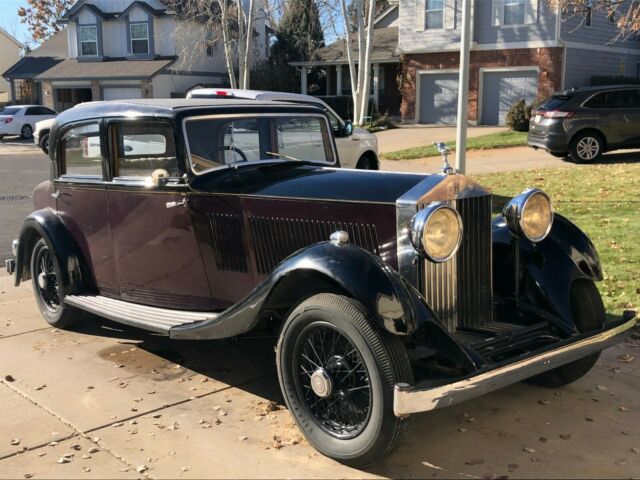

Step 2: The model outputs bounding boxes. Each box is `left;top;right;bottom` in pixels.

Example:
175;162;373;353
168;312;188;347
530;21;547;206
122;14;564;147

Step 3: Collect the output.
37;272;47;289
576;137;599;160
310;368;333;398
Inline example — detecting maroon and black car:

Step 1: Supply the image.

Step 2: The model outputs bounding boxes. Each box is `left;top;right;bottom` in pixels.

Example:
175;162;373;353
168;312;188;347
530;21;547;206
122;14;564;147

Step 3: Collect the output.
5;98;636;467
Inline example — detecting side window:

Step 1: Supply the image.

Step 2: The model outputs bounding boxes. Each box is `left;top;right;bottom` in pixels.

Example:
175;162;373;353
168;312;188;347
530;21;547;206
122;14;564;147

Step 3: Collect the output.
61;123;103;178
325;109;341;134
25;107;37;116
276;116;333;163
113;123;178;179
584;92;609;109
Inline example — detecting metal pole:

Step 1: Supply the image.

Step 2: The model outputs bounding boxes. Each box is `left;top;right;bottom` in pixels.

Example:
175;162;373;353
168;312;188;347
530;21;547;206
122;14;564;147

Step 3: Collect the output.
455;0;472;174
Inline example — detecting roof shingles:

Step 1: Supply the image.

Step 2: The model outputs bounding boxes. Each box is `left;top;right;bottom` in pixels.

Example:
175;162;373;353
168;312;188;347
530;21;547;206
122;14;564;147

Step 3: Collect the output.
36;58;176;80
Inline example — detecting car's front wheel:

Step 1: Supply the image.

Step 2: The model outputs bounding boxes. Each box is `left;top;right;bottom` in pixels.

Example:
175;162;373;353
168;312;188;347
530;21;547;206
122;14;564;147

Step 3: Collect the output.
39;133;50;154
527;280;604;388
355;153;379;170
30;238;81;329
20;124;33;139
570;132;604;163
277;294;412;467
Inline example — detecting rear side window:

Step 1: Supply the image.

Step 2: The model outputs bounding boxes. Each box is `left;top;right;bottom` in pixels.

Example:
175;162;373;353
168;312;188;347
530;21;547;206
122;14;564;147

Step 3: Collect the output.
113;123;179;178
584;90;640;109
536;95;571;112
0;107;21;115
61;123;103;177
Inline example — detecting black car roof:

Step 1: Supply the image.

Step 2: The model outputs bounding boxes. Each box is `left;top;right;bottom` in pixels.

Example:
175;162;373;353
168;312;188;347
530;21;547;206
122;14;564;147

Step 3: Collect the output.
555;84;640;96
54;98;326;127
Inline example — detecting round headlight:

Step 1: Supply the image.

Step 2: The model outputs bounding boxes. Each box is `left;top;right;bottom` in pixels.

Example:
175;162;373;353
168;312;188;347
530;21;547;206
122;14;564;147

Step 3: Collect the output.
503;188;554;243
410;203;463;262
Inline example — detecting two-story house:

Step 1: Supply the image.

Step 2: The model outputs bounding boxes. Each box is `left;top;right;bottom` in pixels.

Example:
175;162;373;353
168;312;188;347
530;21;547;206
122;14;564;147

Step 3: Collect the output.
400;0;640;125
4;0;267;111
0;27;24;104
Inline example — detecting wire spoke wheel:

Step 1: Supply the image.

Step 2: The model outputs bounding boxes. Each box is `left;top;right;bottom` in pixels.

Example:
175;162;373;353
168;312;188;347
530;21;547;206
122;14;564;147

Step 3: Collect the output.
35;245;60;313
293;323;372;439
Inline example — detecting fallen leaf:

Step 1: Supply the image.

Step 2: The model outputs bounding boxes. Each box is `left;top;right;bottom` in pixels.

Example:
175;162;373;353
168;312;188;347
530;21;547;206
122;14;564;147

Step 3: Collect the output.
5;375;15;382
523;446;535;453
10;439;20;446
618;354;634;363
559;434;572;440
465;458;484;465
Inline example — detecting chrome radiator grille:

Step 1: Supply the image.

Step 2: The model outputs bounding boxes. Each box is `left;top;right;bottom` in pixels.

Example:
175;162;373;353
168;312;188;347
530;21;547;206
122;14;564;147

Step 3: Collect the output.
419;195;493;332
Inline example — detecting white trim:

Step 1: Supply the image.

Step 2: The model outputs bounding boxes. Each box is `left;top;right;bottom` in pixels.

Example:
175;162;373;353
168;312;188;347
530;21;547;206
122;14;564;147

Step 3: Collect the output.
398;39;559;54
560;46;567;89
374;4;398;26
477;66;539;125
414;69;459;124
562;41;640;56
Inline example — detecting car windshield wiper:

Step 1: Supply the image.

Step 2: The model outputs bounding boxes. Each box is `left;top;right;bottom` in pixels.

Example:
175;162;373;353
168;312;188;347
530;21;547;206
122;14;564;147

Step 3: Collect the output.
265;151;301;162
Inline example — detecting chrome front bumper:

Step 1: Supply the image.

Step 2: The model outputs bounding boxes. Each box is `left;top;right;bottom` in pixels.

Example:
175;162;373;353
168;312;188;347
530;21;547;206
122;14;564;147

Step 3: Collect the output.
394;316;637;417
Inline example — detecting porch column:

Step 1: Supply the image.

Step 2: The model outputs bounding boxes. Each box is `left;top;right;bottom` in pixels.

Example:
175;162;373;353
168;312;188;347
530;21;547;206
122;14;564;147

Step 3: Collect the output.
336;65;343;96
326;66;332;95
372;63;380;109
300;67;308;95
9;79;16;103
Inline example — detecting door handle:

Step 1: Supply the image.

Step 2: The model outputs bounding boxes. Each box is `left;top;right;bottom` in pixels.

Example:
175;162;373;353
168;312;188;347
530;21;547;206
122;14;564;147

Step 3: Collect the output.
166;198;187;209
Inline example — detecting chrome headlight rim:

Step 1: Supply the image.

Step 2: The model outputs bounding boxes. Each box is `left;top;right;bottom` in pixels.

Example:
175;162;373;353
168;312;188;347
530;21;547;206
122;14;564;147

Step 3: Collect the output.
503;188;554;243
409;202;463;263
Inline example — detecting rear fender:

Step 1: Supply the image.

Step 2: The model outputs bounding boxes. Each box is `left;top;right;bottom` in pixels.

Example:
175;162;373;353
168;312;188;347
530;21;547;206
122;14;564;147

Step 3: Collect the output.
15;208;90;293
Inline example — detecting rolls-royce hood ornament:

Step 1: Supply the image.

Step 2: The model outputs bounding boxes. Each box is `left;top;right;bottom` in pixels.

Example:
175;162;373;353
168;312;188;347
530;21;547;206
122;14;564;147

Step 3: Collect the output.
434;142;455;175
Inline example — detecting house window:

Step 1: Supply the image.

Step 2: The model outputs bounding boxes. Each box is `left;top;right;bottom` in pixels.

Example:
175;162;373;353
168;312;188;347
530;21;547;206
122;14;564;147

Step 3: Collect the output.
130;23;149;55
504;0;526;25
78;25;98;56
425;0;444;29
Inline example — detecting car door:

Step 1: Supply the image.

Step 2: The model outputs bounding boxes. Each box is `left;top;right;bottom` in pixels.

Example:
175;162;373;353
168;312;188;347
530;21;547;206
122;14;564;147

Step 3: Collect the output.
54;121;119;294
105;119;211;310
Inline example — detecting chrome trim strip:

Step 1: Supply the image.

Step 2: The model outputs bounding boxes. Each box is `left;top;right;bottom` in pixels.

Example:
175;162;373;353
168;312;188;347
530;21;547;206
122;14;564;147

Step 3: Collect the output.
393;318;637;416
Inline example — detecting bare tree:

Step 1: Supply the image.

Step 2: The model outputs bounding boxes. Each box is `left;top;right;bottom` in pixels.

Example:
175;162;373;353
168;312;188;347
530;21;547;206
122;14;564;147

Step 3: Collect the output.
548;0;640;42
165;0;262;89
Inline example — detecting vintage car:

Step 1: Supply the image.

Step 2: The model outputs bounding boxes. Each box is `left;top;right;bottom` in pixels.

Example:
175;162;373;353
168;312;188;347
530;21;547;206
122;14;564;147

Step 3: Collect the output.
5;99;636;467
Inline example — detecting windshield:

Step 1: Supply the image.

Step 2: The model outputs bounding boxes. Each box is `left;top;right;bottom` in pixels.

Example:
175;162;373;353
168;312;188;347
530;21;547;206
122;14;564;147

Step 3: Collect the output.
0;107;21;116
184;114;335;174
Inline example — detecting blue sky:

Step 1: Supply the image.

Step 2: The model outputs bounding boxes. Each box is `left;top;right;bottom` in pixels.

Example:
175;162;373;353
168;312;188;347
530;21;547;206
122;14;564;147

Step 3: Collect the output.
0;0;32;47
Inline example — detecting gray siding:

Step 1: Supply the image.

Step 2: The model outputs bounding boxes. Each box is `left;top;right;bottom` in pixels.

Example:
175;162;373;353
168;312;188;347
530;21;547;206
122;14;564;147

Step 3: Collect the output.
560;2;640;49
564;48;640;88
474;0;557;45
399;0;462;52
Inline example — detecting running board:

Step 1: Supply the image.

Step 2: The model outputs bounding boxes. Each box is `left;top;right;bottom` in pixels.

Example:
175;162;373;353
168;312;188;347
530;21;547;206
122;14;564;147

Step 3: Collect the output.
64;295;219;334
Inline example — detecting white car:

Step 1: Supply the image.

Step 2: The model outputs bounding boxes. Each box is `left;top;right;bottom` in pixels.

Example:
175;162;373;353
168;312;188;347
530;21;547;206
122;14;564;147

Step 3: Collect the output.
0;105;57;140
186;88;380;169
34;117;56;154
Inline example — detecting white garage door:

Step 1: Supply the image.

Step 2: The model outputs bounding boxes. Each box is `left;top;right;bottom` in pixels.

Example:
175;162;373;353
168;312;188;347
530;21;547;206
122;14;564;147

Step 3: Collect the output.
102;87;143;101
418;73;459;124
481;70;538;125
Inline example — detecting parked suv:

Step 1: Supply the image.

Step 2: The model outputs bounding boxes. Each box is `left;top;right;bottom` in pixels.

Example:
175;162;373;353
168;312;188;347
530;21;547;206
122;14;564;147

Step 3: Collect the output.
528;85;640;163
187;88;380;169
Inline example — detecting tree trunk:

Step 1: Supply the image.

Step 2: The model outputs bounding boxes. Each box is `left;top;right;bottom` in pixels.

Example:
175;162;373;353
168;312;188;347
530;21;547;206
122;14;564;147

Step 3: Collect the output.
358;0;376;124
240;0;255;89
340;0;358;122
219;0;237;89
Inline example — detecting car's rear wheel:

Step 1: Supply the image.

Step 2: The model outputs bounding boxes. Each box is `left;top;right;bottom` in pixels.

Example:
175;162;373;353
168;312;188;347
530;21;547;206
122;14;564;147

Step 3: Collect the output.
527;280;604;388
30;238;80;329
39;133;50;154
570;132;604;163
20;124;33;139
277;294;412;467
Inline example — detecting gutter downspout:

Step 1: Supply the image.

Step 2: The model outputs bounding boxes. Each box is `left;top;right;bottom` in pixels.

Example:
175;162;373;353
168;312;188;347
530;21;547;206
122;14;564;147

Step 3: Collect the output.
555;5;567;89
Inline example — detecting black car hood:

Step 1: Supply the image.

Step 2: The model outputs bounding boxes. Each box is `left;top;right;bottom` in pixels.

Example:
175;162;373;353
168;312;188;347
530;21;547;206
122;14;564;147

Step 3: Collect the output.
189;162;432;204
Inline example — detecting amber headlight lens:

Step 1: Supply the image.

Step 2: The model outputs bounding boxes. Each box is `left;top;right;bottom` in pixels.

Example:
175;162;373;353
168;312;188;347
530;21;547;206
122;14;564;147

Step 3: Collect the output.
503;189;554;243
410;203;463;262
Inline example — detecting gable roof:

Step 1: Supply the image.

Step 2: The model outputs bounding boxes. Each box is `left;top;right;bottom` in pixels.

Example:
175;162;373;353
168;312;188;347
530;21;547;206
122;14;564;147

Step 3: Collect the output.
36;57;175;80
0;27;23;48
3;30;67;79
62;0;171;21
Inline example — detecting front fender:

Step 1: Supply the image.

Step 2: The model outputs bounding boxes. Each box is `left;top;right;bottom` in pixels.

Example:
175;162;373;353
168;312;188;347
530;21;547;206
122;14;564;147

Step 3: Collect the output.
15;208;89;293
493;214;602;333
170;241;440;340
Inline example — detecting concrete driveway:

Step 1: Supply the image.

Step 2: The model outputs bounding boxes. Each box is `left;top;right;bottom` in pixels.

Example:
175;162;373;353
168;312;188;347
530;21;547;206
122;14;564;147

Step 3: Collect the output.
1;273;639;479
376;126;506;155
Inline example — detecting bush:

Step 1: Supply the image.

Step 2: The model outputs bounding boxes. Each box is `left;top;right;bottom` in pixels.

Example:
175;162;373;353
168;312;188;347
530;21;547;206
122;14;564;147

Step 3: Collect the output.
366;111;397;132
506;99;530;132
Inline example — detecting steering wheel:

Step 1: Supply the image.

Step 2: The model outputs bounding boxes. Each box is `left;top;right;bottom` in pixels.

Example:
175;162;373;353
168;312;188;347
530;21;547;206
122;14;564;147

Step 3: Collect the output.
204;145;248;164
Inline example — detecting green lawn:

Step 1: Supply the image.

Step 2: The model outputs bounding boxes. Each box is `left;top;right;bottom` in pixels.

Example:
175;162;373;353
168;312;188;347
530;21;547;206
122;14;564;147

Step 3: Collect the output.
473;163;640;317
382;130;528;160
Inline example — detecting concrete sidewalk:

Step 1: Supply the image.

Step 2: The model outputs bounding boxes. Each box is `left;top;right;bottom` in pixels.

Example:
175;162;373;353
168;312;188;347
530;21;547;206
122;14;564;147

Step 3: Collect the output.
1;273;639;479
375;126;506;154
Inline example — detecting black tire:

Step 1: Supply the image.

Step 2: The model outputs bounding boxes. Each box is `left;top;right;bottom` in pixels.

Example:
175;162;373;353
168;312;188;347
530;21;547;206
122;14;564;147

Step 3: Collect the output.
527;280;605;388
30;238;80;329
39;133;50;154
20;124;33;139
355;153;379;170
276;294;412;467
569;131;604;163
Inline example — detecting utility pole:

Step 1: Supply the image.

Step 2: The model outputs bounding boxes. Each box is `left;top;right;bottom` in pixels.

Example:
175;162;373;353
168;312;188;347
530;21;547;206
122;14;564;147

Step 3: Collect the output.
455;0;472;174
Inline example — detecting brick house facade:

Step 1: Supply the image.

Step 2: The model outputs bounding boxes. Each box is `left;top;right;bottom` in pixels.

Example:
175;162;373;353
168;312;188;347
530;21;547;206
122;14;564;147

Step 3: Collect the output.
400;47;563;122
